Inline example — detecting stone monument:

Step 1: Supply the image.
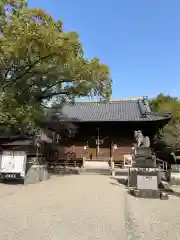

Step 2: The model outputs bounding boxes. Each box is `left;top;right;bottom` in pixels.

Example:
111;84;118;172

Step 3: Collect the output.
128;130;168;199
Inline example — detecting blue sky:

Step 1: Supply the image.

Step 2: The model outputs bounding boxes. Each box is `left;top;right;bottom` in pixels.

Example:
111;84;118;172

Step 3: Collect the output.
29;0;180;99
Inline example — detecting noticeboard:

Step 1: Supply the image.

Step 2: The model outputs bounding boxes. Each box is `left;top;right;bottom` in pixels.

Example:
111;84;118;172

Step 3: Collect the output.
137;175;158;190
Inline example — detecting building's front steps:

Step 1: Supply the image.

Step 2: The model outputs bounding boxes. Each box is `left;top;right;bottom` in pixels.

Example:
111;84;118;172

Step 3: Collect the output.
82;161;111;175
81;161;129;176
83;160;110;169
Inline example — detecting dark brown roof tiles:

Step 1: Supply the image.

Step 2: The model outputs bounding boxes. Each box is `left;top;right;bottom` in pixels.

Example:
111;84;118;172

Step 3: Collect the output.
50;98;171;122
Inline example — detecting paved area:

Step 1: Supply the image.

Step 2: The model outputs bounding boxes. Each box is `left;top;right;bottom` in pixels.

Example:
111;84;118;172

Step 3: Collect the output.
0;175;180;239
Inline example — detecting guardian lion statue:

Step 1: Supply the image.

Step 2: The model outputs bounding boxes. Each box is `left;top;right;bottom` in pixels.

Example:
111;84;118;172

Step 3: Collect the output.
134;130;150;147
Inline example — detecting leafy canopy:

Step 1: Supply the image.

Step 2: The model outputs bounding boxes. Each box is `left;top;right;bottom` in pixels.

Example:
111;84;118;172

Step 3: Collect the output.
0;1;112;134
150;93;180;150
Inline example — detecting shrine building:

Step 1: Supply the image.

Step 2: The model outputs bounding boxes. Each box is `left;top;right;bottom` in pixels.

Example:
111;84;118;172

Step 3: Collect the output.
47;97;171;166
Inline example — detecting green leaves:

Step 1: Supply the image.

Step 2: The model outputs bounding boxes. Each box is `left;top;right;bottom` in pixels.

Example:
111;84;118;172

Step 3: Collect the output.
150;94;180;150
150;93;180;122
0;1;112;134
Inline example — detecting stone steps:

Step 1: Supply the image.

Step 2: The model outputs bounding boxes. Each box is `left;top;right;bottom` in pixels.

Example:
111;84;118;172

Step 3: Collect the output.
81;169;111;175
82;161;111;175
83;161;110;169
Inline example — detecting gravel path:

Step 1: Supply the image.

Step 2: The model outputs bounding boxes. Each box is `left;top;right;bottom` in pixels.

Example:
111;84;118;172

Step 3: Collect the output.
0;175;180;240
126;192;180;239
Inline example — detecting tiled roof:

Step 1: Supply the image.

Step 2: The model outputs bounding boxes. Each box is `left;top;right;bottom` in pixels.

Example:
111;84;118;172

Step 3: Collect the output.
50;98;171;122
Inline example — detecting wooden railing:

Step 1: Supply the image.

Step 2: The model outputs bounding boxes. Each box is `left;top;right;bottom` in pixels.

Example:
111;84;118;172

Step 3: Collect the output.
84;156;111;161
47;158;83;168
156;158;168;171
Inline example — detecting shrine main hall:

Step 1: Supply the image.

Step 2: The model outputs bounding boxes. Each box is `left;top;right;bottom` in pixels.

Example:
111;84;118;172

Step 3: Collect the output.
46;97;171;165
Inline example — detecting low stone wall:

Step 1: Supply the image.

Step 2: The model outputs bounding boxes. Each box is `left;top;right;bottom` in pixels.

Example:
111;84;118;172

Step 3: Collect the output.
24;164;50;185
170;165;180;185
48;166;81;175
170;172;180;185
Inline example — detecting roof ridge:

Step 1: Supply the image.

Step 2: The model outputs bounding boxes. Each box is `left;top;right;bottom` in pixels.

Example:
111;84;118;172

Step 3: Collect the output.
74;98;144;103
75;96;147;102
110;97;144;101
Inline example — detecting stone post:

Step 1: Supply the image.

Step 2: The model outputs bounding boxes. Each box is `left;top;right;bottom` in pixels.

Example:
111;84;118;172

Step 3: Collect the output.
82;156;85;168
111;157;115;177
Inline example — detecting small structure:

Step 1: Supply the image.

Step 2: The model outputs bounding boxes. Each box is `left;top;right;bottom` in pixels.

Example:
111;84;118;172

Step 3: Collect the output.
0;131;52;184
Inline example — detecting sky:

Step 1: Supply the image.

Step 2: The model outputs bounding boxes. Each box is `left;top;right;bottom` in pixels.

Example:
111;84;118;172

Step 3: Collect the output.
29;0;180;99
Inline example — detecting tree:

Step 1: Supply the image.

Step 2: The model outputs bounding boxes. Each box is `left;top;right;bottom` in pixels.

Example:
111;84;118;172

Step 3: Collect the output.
162;123;180;150
150;93;180;122
0;1;112;134
150;93;180;150
0;0;28;31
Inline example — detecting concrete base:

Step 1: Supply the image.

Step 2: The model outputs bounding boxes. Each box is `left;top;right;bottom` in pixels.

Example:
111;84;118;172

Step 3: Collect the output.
129;189;162;199
24;165;49;185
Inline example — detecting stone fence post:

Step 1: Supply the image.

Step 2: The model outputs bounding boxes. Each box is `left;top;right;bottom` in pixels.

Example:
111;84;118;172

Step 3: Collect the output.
110;157;115;177
82;157;86;168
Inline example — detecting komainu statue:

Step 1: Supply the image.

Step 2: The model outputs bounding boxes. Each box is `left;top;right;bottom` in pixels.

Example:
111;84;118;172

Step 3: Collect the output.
134;130;150;147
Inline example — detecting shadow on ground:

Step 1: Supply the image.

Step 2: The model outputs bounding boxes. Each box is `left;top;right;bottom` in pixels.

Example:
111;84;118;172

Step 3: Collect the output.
48;168;111;176
163;188;180;198
109;177;128;186
1;179;24;185
158;182;180;198
48;168;81;176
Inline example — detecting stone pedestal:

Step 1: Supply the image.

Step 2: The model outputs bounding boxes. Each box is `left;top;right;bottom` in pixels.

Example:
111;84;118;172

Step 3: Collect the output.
24;164;49;185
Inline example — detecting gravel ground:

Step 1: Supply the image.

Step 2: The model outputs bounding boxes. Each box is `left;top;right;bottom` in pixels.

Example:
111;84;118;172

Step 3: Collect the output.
0;175;180;240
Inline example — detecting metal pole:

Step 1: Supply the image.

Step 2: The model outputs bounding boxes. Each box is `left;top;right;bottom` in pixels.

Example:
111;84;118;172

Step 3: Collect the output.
82;157;85;168
112;161;115;177
36;144;39;165
127;167;130;189
97;128;100;154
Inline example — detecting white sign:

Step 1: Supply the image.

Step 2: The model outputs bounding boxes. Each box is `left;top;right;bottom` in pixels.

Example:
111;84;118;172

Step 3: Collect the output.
137;175;158;190
124;154;132;167
1;151;13;172
1;151;26;174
